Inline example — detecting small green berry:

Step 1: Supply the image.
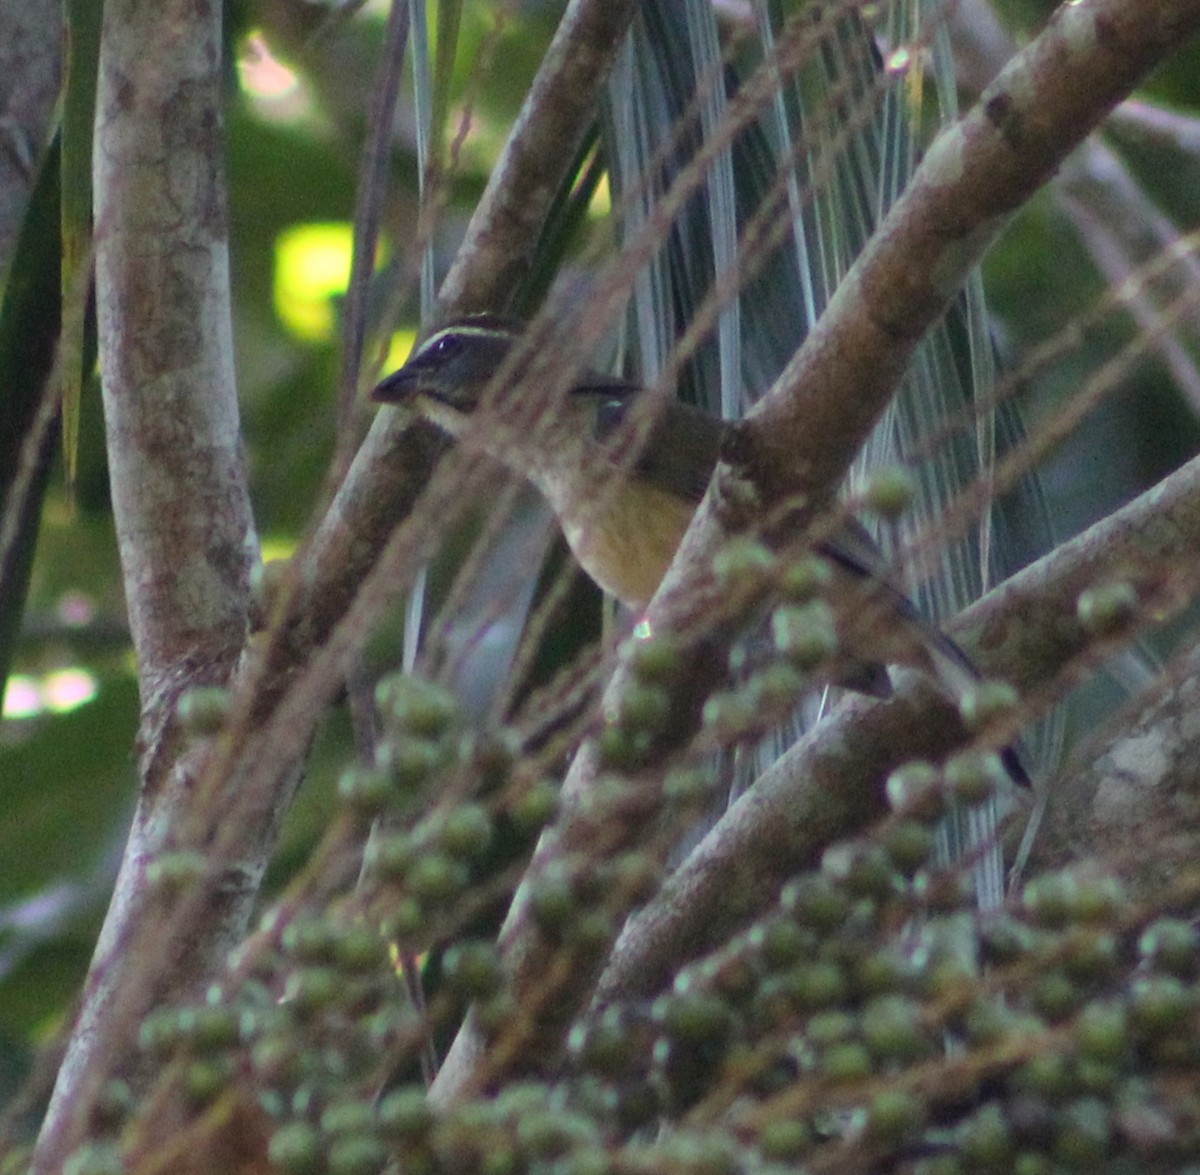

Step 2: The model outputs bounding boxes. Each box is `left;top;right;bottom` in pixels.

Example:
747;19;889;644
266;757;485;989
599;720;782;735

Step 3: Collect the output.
1076;582;1137;635
364;833;415;881
379;738;445;790
884;761;945;820
618;682;673;735
883;820;936;874
700;690;757;739
780;555;833;602
822;1041;872;1082
177;686;231;736
866;1088;926;1141
1139;917;1199;976
959;1103;1014;1167
438;804;493;860
1053;1097;1111;1167
863;467;917;519
943;752;1005;805
337;765;396;815
1075;1000;1128;1064
758;1118;812;1160
375;675;459;738
510;779;559;832
333;925;384;972
321;1100;375;1137
1014;1052;1074;1101
176;1004;239;1053
378;1086;433;1140
861;995;929;1063
781;875;851;932
755;916;808;970
283;967;340;1015
786;960;847;1011
269;1123;324;1175
442;941;504;999
1129;975;1193;1036
772;602;839;670
282;916;339;962
406;854;468;905
565;910;615;953
1022;871;1080;929
327;1132;387;1175
958;680;1019;732
529;869;576;934
183;1058;229;1104
1032;969;1080;1022
655;992;733;1045
629;633;685;683
713;538;777;588
596;721;650;770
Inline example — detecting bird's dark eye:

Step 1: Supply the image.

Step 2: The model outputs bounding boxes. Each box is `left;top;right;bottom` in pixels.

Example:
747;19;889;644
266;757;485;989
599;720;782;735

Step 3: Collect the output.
593;398;626;441
429;334;461;360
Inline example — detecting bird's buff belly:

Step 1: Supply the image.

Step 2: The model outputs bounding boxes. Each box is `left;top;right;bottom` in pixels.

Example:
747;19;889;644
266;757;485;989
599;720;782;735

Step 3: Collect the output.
560;482;698;610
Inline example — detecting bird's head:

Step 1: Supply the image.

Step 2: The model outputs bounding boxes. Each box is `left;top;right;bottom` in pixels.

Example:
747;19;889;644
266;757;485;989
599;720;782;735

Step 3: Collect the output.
370;314;722;607
371;314;524;437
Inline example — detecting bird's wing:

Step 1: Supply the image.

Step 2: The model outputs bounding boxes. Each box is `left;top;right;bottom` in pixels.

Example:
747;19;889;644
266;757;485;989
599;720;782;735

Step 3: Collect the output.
582;389;723;504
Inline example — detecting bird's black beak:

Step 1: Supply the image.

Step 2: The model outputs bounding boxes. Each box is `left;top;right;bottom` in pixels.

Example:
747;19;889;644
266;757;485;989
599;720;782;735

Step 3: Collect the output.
371;366;419;404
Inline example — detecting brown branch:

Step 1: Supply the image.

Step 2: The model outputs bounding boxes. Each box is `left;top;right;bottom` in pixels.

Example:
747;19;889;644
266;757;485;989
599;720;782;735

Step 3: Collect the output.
34;0;257;1166
952;0;1200;412
430;0;1200;1103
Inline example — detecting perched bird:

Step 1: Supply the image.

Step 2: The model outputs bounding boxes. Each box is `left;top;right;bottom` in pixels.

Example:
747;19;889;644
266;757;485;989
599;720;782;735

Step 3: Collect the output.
372;314;1026;784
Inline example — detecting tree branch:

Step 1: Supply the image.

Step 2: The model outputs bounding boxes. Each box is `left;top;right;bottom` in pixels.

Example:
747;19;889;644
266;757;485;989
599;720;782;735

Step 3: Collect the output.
35;0;257;1164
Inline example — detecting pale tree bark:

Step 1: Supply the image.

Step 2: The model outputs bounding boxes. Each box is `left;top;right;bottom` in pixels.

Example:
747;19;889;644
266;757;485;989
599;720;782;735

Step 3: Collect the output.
35;0;258;1165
